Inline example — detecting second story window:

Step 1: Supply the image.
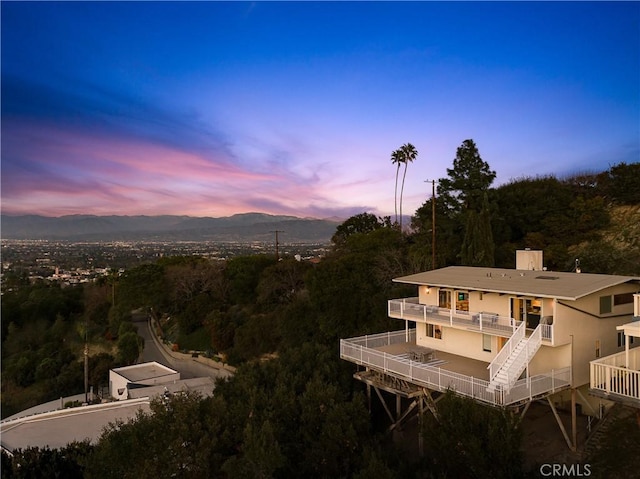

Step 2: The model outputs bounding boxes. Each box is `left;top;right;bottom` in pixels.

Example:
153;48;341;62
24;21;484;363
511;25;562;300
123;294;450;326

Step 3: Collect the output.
600;296;612;314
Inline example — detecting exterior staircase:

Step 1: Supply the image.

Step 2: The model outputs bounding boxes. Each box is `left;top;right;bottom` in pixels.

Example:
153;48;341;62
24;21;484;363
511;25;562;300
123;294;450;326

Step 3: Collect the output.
487;323;543;392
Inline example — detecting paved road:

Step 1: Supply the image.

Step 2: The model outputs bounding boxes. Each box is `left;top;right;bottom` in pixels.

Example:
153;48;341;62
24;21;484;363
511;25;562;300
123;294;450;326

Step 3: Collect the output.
133;315;232;381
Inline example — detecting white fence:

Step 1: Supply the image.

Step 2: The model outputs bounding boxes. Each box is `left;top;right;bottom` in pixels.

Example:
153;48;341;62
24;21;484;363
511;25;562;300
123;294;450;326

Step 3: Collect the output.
590;348;640;402
341;329;570;407
388;298;531;337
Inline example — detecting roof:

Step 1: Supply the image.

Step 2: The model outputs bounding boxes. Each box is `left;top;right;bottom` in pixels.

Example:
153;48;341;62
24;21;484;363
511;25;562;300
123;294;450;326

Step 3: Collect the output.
111;361;178;382
0;399;150;452
127;377;216;399
393;266;640;301
617;320;640;338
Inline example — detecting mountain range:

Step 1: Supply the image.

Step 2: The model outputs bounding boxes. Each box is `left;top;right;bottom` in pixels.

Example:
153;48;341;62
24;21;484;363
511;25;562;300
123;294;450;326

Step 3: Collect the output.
0;213;341;243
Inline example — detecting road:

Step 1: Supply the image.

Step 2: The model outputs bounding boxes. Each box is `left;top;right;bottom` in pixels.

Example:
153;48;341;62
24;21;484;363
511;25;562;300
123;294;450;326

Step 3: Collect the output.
133;314;232;381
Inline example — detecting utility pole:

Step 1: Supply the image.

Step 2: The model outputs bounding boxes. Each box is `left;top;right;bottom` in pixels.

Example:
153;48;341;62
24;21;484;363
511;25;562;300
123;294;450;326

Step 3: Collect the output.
270;230;284;260
425;180;437;269
84;326;89;403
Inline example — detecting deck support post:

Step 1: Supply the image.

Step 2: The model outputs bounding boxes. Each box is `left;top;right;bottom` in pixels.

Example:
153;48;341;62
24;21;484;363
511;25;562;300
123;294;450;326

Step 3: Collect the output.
547;397;574;451
571;388;577;452
519;400;532;420
418;396;424;457
374;386;395;424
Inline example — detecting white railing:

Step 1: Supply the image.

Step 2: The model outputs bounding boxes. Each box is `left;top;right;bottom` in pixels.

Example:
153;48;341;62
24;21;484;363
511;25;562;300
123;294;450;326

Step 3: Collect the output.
340;330;570;406
388;298;528;338
540;323;553;342
590;348;640;402
634;293;640;318
504;367;572;405
488;321;526;381
498;324;542;390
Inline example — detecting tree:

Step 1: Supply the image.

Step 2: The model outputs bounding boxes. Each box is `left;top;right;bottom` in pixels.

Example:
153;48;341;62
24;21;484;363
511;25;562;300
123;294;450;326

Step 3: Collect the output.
399;143;418;232
331;212;390;246
438;139;496;215
438;139;496;265
116;332;143;365
391;149;402;227
460;192;495;266
421;391;523;478
391;143;418;231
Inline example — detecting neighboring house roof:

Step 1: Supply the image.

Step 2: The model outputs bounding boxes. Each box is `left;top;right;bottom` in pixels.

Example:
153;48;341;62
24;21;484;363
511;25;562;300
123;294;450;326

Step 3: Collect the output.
393;266;640;301
111;361;178;382
0;399;151;453
127;377;216;399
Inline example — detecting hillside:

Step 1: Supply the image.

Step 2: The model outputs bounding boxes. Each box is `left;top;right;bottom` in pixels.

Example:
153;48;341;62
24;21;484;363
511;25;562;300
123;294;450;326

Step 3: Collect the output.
0;213;340;243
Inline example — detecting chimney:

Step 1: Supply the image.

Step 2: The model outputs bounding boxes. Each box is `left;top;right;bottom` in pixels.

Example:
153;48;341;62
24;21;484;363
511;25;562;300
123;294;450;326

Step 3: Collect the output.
516;249;543;271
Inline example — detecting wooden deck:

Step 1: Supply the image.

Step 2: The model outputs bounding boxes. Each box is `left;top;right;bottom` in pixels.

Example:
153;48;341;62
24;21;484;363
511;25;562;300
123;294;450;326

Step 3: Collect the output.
376;342;491;381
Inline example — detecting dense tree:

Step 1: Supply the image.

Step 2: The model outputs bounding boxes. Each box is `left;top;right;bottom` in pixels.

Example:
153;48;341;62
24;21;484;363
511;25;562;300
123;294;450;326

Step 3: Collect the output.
85;393;219;478
438;139;496;215
331;212;391;245
225;255;277;306
460;192;495;266
116;331;143;365
116;263;168;314
2;441;93;479
420;391;523;478
596;161;640;205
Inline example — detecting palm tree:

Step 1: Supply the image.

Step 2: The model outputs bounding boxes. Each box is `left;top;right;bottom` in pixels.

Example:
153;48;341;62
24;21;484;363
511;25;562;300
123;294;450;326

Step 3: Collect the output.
391;149;402;226
398;143;418;231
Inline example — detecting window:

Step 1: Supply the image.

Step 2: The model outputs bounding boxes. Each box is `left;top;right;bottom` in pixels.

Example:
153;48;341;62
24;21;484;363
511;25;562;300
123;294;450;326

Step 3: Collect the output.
614;293;634;306
439;290;451;309
456;292;469;312
438;289;451;309
618;332;635;347
595;340;601;358
426;324;442;340
482;334;492;352
599;296;612;314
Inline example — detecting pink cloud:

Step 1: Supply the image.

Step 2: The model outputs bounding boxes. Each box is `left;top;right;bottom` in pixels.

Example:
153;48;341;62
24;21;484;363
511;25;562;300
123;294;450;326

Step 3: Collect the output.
1;120;379;219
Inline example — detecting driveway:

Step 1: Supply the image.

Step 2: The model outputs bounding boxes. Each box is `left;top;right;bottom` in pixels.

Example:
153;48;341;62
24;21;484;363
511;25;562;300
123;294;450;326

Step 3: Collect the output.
133;313;232;381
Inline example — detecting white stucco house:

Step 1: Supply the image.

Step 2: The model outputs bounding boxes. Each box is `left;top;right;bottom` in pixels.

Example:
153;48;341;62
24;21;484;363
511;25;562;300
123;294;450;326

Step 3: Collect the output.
340;251;640;449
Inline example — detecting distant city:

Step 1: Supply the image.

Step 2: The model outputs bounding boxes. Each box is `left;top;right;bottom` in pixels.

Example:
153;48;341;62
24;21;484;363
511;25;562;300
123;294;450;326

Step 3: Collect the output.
0;239;330;290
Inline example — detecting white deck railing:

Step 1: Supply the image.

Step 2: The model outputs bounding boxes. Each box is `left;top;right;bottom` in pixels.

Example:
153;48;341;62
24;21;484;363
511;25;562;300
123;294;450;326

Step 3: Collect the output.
488;321;526;381
388;298;543;339
340;330;570;406
590;348;640;402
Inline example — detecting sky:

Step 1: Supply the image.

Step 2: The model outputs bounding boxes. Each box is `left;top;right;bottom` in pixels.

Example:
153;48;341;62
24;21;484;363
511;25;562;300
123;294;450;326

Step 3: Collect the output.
2;1;639;219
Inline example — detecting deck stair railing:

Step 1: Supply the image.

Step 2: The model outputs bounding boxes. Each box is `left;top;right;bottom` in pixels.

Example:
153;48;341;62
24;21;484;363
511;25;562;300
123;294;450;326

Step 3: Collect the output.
487;323;543;392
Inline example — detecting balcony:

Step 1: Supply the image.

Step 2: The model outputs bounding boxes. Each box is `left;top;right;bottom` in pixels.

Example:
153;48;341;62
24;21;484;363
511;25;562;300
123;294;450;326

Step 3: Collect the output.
590;347;640;406
388;298;554;342
340;329;571;407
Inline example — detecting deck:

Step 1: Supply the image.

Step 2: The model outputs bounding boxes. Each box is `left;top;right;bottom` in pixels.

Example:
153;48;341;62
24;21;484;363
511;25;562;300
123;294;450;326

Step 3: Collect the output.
590;347;640;407
388;298;554;343
340;329;571;407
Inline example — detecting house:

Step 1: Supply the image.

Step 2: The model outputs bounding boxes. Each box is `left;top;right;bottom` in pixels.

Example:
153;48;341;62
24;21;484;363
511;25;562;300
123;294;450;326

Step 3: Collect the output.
339;251;640;450
590;293;640;408
109;362;180;400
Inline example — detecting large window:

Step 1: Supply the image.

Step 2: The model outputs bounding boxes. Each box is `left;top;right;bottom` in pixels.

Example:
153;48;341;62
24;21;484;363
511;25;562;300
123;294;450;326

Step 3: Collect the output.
456;292;469;312
439;290;451;309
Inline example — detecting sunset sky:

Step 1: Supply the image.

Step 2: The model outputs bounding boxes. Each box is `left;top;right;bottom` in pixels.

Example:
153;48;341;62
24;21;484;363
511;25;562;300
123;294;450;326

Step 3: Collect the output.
2;2;638;219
